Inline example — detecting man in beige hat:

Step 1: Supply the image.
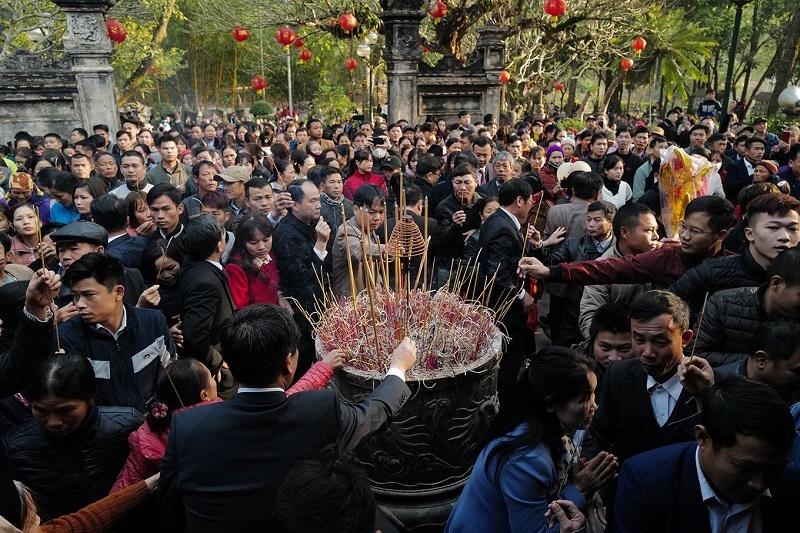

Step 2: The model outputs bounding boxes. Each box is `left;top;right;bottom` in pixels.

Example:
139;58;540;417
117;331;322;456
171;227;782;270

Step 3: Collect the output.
220;165;251;216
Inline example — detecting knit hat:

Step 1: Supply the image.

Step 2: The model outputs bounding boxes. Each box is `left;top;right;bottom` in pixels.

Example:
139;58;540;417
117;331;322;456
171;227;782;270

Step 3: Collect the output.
8;172;33;191
545;145;564;159
560;138;576;148
178;149;192;162
755;160;779;176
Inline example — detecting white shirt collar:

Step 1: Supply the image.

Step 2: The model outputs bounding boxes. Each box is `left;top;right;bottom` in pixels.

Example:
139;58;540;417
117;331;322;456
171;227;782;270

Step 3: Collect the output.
646;371;683;402
695;446;770;508
499;207;521;231
94;306;127;339
107;233;126;244
237;387;284;393
206;259;223;270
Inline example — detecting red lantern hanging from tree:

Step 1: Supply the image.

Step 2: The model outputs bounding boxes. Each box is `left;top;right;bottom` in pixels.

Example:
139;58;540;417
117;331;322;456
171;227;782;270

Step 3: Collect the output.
499;70;511;84
299;48;312;64
250;76;267;91
544;0;567;24
106;19;126;43
429;1;448;20
275;27;297;48
232;26;250;42
339;14;358;33
554;81;565;91
344;57;358;72
632;37;647;57
620;58;634;72
294;37;306;48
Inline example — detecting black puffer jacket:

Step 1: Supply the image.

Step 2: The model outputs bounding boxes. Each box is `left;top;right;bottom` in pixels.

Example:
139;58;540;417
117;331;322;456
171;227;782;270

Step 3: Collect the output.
0;405;142;520
687;285;766;367
669;246;768;314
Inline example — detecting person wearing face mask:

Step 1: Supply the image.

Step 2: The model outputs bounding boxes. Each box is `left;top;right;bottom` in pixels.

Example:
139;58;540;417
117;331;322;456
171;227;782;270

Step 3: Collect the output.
540;145;565;199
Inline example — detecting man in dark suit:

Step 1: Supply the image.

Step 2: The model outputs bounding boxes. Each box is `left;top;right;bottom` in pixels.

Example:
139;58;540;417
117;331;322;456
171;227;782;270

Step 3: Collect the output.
478;179;536;400
615;374;800;532
178;214;236;399
273;179;331;378
90;194;146;269
159;304;416;532
584;290;702;462
724;136;766;202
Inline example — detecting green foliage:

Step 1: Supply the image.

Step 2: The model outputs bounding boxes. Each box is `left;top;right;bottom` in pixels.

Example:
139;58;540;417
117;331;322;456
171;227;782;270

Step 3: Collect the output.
310;84;357;123
151;103;177;122
556;117;586;132
249;100;274;118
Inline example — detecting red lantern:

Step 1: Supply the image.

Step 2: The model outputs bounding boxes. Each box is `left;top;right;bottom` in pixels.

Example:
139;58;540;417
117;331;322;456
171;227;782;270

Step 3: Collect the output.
232;26;250;42
250;76;267;91
632;37;647;57
544;0;567;23
620;58;634;72
339;14;358;33
106;19;126;43
554;81;565;91
299;48;312;63
499;70;511;84
429;1;448;20
344;57;358;72
293;37;306;48
275;27;297;48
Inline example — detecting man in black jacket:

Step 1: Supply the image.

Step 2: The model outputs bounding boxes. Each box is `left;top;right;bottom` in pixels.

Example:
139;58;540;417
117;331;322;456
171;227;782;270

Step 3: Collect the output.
692;247;800;366
273;179;331;378
0;269;59;398
670;193;800;313
478;179;536;400
178;215;237;398
724;136;766;202
159;304;416;532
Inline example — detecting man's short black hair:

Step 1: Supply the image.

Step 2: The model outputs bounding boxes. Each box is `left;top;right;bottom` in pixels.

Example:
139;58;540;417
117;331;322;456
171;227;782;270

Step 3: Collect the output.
769;246;800;286
121;117;141;128
701;373;794;453
587;200;616;221
744;136;767;150
404;184;424;205
90;194;128;233
352;184;386;208
93;124;110;134
751;317;800;361
191;160;217;177
220;304;300;386
683;196;735;233
472;136;495;150
571;172;604;201
64;252;125;291
287;178;312;207
120;150;146;165
270;460;376;533
147;183;182;207
452;163;477;180
689;124;710;136
612;203;655;240
75;139;97;155
746;193;800;227
629;289;690;331
182;214;223;260
245;177;271;198
589;303;631;340
156;135;178;148
498;178;532;207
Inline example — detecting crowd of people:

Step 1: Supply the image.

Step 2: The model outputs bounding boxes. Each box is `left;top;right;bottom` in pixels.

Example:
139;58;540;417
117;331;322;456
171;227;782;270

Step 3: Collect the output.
0;99;799;532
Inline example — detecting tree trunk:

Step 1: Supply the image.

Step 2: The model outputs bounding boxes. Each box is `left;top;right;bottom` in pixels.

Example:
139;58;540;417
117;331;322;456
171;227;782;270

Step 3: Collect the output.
601;72;625;115
118;0;179;106
768;1;800;114
740;0;759;104
568;78;577;115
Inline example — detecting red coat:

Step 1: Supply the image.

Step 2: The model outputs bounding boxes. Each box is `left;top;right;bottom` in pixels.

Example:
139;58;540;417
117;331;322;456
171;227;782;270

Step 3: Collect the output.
343;170;387;200
224;253;280;309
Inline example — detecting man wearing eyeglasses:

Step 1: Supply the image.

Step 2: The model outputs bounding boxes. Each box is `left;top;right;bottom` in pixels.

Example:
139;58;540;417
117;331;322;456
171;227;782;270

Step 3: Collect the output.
519;196;736;289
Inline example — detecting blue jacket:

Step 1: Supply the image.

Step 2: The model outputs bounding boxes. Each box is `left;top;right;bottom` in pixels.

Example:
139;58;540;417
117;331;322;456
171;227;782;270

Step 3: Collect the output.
58;304;175;411
446;424;586;533
615;441;800;532
105;234;147;269
777;167;800;201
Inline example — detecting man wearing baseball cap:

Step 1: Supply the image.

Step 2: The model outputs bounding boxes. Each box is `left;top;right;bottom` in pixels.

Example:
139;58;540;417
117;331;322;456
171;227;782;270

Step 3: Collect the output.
220;165;250;216
752;117;780;156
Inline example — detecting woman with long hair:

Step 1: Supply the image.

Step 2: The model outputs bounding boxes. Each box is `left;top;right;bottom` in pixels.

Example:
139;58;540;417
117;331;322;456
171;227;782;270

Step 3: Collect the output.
72;177;108;221
342;150;387;200
446;347;616;533
224;213;283;308
600;154;633;208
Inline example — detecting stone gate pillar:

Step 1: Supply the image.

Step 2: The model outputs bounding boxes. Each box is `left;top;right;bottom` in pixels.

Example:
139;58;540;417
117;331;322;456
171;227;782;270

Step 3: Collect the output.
477;26;506;124
51;0;119;131
380;0;425;123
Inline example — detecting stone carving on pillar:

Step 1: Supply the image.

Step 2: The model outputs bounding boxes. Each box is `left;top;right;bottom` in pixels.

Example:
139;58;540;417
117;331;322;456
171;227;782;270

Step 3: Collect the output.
51;0;119;132
380;0;425;123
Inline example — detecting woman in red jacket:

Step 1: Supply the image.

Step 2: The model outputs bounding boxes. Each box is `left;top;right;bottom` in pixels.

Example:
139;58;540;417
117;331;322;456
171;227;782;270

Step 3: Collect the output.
343;149;388;200
224;213;291;311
